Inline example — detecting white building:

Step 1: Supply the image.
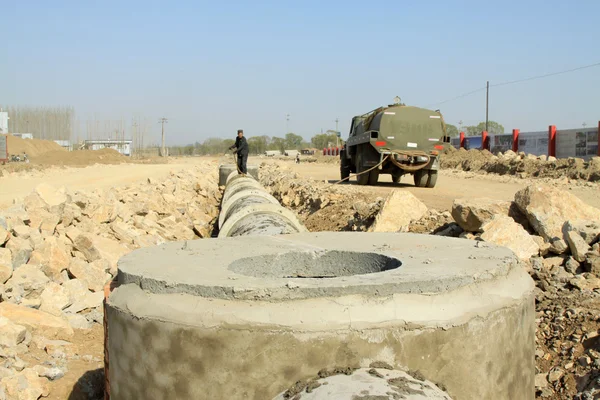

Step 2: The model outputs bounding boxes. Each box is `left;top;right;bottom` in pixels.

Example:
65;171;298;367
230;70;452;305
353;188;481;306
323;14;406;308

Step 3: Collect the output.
84;139;133;156
0;110;8;134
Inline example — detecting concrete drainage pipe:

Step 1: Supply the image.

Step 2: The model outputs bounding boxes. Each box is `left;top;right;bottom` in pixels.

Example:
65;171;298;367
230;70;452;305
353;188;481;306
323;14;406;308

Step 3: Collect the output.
218;169;306;238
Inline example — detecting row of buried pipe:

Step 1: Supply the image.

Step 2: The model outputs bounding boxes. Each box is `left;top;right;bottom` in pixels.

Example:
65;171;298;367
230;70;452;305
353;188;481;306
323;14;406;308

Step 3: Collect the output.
217;167;307;237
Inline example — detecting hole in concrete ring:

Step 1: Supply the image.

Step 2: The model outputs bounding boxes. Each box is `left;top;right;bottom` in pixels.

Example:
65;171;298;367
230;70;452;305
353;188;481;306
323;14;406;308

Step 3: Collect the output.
228;250;402;279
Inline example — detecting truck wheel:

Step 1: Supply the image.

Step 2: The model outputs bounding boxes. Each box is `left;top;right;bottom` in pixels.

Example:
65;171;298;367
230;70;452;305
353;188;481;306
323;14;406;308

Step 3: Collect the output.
368;169;379;185
426;171;438;188
356;153;370;185
340;151;350;181
413;170;428;187
392;173;401;183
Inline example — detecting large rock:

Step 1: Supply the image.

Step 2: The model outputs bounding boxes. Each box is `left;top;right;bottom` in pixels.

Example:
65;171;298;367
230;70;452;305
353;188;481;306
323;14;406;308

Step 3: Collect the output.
370;190;428;233
565;230;591;263
86;204;117;224
0;368;50;400
71;233;101;262
5;237;32;270
0;248;12;284
514;185;600;253
91;236;130;273
28;237;70;281
0;225;8;246
480;215;540;260
27;207;60;235
5;264;50;293
452;198;511;232
0;316;27;347
39;282;71;316
110;221;141;244
68;259;111;292
0;303;73;339
62;280;104;314
564;220;600;245
157;216;195;241
34;183;68;207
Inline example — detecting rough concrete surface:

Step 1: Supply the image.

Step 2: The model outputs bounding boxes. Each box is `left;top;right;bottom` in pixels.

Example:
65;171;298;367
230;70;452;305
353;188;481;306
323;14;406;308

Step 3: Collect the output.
107;232;535;400
271;367;453;399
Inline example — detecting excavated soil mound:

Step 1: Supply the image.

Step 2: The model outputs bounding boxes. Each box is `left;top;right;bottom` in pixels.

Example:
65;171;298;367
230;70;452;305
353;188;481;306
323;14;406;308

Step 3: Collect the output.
32;148;127;166
441;147;600;182
3;134;65;157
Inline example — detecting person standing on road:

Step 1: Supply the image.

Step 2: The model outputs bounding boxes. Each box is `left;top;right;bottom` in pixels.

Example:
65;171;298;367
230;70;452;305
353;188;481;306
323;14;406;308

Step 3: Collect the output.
229;129;249;174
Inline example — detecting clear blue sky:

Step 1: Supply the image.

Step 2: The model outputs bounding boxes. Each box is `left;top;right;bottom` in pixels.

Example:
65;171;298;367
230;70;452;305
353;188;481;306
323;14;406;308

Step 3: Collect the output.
2;0;599;145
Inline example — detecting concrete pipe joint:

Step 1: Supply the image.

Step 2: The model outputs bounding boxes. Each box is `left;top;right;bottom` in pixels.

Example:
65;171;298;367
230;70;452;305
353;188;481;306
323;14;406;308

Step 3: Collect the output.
106;233;535;399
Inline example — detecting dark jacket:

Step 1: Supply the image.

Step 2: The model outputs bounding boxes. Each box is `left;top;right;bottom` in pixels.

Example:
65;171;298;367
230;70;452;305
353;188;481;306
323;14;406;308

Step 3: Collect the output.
233;136;249;156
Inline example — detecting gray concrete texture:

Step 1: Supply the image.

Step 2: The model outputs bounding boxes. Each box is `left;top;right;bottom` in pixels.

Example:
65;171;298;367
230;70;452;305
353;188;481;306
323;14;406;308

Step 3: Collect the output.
218;172;306;238
271;367;453;399
218;163;259;186
107;232;535;399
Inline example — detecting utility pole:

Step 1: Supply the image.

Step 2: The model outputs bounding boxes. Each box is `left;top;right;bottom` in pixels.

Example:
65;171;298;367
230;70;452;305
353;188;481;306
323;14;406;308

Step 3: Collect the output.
582;122;587;129
286;114;290;134
335;117;339;147
159;117;168;157
485;81;489;133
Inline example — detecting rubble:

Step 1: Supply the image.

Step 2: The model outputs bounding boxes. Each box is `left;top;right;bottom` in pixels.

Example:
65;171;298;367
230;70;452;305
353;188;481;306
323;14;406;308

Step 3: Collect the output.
0;164;221;399
441;146;600;183
515;185;600;253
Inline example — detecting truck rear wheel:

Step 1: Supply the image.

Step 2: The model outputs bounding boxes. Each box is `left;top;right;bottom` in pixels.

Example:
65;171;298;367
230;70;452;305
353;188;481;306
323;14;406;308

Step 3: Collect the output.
426;171;438;188
356;152;370;185
414;170;428;187
368;169;379;185
340;151;350;181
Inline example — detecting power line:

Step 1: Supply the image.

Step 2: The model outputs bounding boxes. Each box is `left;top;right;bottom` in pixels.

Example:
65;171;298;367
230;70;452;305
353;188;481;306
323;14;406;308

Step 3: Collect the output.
426;87;486;108
491;61;600;88
426;61;600;107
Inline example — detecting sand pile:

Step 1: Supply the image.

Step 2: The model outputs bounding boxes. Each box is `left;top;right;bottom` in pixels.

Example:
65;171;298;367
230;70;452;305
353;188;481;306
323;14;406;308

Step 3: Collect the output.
3;135;65;157
32;148;127;166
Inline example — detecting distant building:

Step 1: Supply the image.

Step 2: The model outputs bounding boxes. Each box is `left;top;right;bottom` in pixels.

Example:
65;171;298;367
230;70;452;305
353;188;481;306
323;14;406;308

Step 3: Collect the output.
301;148;316;155
84;139;132;156
54;140;72;151
0;111;8;133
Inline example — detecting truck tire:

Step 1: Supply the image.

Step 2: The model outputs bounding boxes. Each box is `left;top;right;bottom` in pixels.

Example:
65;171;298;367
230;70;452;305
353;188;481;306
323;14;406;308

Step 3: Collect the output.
340;151;350;181
368;169;379;185
426;171;438;188
356;152;370;186
413;170;428;187
392;173;401;183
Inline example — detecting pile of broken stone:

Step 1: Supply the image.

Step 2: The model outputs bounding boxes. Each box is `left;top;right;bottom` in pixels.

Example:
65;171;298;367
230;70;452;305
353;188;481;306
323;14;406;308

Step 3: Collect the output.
0;166;220;399
450;186;600;399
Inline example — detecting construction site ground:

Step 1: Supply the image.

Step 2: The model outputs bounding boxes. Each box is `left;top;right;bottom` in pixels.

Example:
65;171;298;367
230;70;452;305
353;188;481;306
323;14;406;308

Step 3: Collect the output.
2;151;600;399
2;156;599;211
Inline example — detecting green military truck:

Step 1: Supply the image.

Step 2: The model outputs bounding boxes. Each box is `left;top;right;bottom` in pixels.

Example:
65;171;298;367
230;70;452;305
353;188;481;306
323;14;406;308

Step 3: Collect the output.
340;101;450;188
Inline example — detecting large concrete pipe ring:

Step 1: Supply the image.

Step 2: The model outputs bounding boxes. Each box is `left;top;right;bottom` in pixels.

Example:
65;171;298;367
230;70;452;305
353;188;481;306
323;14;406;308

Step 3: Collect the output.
218;189;281;229
221;176;263;204
218;163;259;186
106;232;535;399
218;203;307;237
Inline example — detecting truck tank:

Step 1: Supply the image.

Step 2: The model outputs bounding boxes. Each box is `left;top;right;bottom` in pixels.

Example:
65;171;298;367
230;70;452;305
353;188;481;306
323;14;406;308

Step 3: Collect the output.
341;102;450;188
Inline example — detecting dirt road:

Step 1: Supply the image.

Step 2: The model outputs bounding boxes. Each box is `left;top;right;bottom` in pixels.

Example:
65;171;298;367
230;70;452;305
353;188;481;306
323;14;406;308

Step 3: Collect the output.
0;159;219;209
279;159;600;210
1;156;598;211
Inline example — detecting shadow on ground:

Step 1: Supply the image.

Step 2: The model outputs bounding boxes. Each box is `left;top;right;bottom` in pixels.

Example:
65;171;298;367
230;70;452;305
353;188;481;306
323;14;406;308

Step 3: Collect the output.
68;368;104;400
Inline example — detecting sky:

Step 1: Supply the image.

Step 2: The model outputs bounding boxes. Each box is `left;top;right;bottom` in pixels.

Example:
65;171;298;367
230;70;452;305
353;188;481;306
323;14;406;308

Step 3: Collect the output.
2;0;600;145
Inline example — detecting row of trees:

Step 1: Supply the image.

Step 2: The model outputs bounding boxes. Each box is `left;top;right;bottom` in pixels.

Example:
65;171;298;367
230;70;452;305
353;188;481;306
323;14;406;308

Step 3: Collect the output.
168;131;341;156
445;121;505;137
